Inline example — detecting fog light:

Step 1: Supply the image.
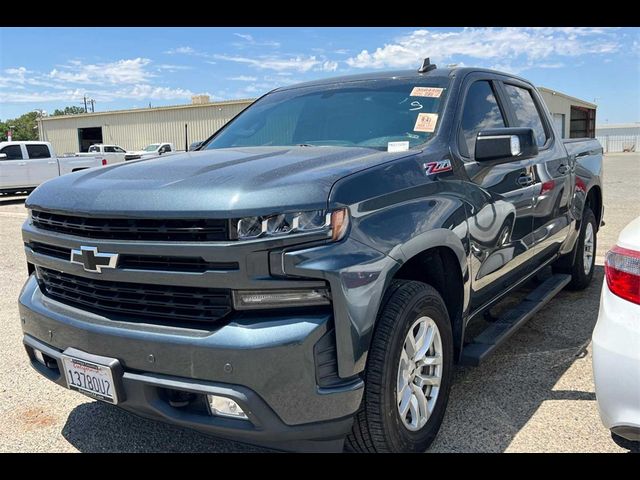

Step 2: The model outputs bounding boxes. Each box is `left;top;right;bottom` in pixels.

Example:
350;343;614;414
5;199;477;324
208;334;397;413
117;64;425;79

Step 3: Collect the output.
232;288;330;310
207;395;248;419
34;349;46;366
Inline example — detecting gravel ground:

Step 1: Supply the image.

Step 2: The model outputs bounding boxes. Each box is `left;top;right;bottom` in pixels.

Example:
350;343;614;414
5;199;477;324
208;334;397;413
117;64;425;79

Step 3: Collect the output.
0;154;638;453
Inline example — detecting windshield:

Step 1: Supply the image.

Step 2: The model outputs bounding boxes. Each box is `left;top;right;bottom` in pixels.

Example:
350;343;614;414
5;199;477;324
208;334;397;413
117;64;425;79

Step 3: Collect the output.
144;144;160;152
205;78;450;151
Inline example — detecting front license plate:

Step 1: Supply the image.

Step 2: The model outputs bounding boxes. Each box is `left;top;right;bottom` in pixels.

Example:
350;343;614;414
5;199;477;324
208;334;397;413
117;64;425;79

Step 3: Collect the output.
62;355;118;404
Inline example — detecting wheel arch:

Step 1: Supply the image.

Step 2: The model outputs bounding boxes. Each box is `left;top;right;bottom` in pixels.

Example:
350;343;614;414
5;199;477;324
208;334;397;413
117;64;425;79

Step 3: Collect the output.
390;244;467;362
585;185;603;231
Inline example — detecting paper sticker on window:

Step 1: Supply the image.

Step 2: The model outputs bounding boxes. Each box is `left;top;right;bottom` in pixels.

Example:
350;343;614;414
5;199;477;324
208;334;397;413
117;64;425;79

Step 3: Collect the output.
410;87;443;98
414;113;438;133
388;141;409;152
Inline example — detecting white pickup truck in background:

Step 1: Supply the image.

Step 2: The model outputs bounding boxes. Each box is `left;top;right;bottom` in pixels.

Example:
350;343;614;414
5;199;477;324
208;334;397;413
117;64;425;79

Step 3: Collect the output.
0;141;106;196
125;142;176;161
78;144;127;164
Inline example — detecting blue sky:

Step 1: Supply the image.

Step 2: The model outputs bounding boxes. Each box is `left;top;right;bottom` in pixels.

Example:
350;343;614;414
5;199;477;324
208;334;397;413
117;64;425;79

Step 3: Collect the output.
0;27;638;123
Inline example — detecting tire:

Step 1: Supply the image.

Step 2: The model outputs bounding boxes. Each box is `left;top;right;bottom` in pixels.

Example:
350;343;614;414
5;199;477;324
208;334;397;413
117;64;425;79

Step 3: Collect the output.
345;280;454;453
557;207;597;290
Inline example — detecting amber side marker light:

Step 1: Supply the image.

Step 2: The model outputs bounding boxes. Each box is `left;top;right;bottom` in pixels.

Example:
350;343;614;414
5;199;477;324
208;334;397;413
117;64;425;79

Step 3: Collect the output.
331;208;349;242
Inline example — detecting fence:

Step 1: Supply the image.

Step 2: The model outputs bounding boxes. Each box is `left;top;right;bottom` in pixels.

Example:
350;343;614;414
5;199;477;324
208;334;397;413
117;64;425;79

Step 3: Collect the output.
595;135;640;153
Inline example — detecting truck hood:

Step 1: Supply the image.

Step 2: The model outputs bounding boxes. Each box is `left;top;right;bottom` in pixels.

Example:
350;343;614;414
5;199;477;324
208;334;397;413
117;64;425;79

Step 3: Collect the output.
27;146;416;218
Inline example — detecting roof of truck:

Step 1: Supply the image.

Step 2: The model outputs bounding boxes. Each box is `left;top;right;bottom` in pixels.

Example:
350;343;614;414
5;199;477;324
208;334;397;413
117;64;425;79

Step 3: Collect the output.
273;67;532;92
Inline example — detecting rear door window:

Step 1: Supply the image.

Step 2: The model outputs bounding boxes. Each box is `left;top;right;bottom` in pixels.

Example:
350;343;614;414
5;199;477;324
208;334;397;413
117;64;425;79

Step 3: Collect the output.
0;145;24;160
503;84;549;147
26;144;51;159
104;146;116;153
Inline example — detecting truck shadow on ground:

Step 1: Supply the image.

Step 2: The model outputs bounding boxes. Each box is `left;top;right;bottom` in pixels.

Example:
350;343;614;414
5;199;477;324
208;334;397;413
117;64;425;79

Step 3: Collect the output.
61;266;637;453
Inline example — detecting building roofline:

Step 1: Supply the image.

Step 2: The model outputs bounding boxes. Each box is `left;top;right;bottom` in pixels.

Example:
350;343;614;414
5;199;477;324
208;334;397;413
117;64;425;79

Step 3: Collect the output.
538;87;597;108
595;123;640;129
40;98;256;122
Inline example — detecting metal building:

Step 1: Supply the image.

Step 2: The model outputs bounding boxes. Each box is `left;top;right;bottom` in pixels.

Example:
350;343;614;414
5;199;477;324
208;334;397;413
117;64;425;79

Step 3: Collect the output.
538;87;597;139
595;123;640;153
38;87;598;156
38;96;254;155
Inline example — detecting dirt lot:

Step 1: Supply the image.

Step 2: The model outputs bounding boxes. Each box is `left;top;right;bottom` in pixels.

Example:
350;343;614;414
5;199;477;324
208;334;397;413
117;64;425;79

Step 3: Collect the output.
0;153;638;452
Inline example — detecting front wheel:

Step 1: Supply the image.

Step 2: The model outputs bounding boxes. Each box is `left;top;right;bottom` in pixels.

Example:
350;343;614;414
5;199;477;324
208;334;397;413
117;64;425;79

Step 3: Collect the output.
346;280;454;453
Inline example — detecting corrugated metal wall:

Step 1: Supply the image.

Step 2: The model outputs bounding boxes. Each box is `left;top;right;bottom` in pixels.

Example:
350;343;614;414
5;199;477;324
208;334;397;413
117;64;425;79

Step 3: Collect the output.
40;100;254;155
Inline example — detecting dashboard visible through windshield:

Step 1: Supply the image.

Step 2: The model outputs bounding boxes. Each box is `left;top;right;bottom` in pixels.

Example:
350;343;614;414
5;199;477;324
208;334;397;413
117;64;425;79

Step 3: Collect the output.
204;78;450;151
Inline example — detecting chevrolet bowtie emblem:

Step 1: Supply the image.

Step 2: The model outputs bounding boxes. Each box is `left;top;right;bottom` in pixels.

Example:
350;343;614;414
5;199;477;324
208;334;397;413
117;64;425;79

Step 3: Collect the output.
70;246;119;273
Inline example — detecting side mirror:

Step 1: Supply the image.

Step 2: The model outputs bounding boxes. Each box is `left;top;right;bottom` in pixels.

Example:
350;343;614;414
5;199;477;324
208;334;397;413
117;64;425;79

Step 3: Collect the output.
475;128;538;163
0;153;7;159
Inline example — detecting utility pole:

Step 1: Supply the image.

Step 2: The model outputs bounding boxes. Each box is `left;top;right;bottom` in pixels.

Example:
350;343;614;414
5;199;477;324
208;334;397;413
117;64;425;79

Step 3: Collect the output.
83;95;88;113
89;99;95;113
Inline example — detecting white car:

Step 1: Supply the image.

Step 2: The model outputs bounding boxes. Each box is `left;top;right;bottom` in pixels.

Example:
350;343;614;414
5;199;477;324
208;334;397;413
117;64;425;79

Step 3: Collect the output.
592;216;640;443
125;142;175;161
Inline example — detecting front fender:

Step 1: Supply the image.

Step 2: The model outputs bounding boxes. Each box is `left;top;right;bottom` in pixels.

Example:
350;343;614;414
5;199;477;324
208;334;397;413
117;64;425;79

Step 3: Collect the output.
279;190;470;378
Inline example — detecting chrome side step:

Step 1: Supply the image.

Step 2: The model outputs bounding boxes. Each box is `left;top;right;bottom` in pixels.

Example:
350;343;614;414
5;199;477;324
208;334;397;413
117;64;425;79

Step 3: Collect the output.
460;274;571;366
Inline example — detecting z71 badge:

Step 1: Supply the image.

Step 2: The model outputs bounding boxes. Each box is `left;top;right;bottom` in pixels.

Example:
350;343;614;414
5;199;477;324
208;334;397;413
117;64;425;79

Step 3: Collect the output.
424;159;453;176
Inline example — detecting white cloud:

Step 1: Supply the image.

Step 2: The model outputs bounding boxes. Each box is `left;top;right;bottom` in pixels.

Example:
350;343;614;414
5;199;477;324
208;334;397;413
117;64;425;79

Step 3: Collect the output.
164;46;214;59
156;64;193;72
345;27;620;70
228;75;258;82
214;54;322;72
232;33;280;48
165;46;196;55
109;84;197;101
234;33;253;42
0;66;63;89
320;60;338;72
49;58;154;85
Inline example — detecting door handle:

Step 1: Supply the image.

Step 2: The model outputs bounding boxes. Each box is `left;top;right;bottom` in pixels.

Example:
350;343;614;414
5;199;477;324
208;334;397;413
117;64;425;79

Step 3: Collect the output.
47;161;56;164
517;174;534;187
557;164;569;174
17;162;27;166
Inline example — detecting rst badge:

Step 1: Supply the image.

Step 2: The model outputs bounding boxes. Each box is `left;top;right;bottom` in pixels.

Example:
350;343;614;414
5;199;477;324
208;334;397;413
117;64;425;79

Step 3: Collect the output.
424;159;453;176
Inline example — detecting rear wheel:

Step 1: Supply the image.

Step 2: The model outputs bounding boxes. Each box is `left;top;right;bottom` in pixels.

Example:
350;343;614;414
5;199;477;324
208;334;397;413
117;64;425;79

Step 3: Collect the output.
557;207;597;290
346;280;453;453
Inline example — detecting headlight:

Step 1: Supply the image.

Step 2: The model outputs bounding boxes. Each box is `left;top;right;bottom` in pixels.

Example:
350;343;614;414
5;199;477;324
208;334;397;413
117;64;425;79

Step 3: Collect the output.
234;208;349;241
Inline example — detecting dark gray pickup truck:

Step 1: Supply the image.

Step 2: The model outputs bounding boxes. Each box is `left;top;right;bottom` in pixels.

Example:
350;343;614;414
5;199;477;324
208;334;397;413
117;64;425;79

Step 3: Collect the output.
19;61;603;452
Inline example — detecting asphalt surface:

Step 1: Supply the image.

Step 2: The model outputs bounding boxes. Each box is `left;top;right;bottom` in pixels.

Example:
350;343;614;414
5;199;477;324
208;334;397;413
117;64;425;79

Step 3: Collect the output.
0;153;638;453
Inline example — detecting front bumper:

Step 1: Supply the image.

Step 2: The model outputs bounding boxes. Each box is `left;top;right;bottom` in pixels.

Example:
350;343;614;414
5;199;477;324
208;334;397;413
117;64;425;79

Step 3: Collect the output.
592;283;640;442
19;275;363;451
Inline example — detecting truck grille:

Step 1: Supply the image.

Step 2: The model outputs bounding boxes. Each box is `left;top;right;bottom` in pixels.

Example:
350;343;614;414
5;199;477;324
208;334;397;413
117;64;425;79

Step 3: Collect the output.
26;242;239;273
37;267;232;325
31;210;229;242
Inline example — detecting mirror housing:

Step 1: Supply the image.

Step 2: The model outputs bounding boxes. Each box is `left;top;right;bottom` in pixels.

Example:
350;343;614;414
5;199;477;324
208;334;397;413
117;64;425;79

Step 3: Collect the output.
475;128;538;163
0;153;7;159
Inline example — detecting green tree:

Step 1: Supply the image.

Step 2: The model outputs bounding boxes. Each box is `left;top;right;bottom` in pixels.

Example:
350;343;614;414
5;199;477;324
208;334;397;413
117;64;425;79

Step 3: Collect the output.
0;111;38;141
52;106;86;116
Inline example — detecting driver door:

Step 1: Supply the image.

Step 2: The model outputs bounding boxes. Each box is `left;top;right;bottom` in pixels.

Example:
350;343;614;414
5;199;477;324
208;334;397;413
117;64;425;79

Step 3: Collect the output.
451;75;536;309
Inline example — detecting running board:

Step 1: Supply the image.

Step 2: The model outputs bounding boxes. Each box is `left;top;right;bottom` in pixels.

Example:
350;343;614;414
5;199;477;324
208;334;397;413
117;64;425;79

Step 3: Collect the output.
460;274;571;366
